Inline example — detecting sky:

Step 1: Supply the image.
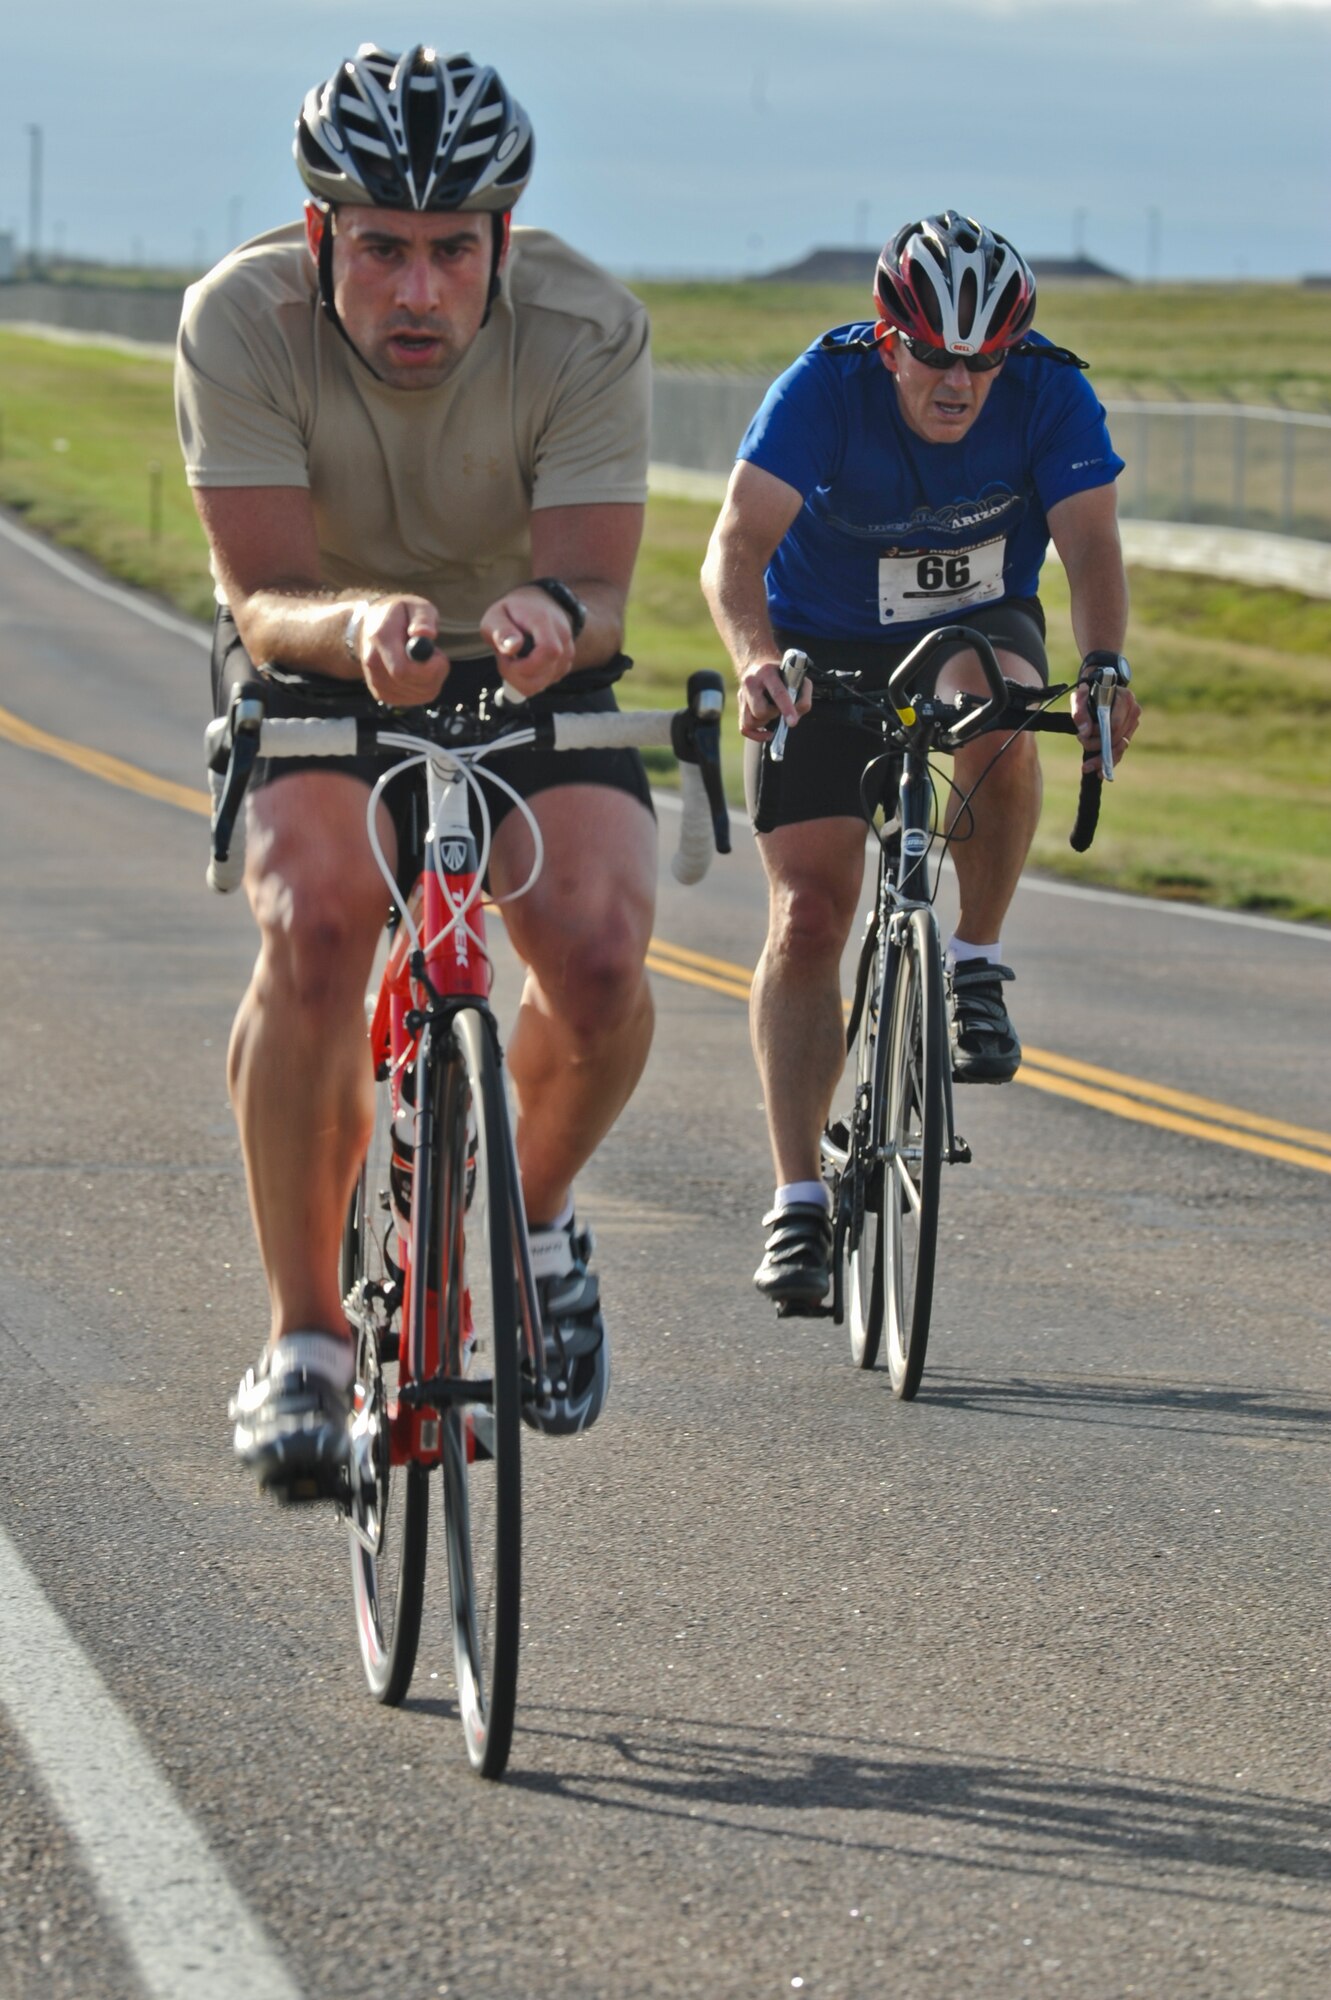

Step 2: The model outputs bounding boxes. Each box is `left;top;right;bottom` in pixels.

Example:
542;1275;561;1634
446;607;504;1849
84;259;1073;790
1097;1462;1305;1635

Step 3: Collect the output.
5;0;1330;281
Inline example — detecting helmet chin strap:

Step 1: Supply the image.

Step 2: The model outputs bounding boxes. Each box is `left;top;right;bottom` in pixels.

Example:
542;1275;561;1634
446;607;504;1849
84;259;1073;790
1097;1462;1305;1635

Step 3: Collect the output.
314;205;510;368
314;206;382;377
482;211;511;327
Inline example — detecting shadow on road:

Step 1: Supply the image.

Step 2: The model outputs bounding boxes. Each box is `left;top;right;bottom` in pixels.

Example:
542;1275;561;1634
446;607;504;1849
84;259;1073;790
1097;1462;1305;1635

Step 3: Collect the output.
507;1708;1331;1909
916;1368;1331;1442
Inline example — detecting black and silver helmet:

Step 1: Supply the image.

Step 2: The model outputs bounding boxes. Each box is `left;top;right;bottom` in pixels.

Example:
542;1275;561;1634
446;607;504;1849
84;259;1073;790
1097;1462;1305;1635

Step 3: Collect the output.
296;43;534;214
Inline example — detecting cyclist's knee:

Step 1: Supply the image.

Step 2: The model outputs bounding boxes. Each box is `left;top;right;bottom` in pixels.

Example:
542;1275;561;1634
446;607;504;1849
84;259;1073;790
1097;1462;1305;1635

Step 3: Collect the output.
768;877;856;965
536;917;651;1042
957;725;1039;789
250;861;382;1014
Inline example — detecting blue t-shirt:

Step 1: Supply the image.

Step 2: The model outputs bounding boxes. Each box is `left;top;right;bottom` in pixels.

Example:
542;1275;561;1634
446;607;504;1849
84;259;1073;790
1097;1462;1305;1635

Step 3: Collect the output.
738;326;1124;643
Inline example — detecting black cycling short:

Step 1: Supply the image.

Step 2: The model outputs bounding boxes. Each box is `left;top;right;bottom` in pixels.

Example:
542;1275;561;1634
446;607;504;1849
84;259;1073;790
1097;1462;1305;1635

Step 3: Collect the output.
211;605;654;858
744;598;1048;835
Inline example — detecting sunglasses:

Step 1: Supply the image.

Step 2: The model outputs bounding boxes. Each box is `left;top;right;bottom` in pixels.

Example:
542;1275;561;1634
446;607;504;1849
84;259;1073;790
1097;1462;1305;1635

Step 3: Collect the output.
900;334;1006;374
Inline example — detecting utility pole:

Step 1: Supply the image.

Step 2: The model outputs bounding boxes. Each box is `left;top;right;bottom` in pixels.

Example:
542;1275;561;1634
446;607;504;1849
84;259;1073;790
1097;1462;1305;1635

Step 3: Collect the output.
25;123;42;276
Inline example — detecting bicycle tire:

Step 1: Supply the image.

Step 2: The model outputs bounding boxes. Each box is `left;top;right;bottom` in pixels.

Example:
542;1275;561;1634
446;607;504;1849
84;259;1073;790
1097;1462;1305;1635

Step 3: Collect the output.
882;908;945;1399
436;1007;525;1779
845;937;885;1370
343;1069;429;1705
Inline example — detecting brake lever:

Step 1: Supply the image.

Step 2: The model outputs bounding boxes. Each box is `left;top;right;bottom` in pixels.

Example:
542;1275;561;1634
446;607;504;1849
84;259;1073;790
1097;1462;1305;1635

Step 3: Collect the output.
770;649;810;763
1095;677;1117;782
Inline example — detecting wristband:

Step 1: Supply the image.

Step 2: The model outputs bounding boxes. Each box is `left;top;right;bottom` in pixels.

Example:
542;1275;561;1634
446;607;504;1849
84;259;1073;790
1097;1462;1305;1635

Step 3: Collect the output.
529;576;588;640
344;598;370;661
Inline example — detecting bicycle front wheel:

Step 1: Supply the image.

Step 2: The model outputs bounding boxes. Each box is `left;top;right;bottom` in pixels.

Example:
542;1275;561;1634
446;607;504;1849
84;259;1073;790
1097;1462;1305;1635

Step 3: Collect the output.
845;948;885;1370
882;908;945;1399
343;1071;429;1705
436;1007;526;1779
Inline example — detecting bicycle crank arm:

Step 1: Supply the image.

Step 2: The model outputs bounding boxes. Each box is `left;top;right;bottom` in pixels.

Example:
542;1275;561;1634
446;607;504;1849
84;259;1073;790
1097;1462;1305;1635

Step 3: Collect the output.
399;1374;494;1410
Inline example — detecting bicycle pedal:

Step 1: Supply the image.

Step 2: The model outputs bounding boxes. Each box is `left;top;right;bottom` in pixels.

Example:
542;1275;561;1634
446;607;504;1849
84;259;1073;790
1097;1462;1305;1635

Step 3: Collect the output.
949;1135;973;1164
775;1298;836;1320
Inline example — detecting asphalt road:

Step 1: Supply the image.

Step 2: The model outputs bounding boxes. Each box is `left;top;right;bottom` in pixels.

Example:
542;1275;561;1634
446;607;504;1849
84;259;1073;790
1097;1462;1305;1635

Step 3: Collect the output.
1;513;1329;2000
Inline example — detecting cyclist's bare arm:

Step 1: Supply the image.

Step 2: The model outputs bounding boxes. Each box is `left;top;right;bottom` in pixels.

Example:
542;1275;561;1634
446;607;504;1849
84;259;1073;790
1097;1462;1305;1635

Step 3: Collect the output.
481;500;644;700
192;485;446;705
1047;484;1140;765
701;462;812;742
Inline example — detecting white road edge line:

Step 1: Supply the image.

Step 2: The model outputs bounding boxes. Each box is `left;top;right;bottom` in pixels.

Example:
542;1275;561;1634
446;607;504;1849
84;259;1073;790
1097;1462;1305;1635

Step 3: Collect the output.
0;1520;304;2000
4;505;1327;945
0;507;210;649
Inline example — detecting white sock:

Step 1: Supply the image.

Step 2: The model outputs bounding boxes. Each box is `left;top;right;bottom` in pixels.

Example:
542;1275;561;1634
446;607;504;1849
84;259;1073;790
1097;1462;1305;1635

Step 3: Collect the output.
774;1180;830;1214
947;936;1003;969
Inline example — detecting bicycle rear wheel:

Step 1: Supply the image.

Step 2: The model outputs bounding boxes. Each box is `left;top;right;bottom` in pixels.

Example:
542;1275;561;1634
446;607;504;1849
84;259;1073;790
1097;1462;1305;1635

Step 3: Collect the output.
436;1007;526;1779
845;946;885;1369
882;908;945;1399
343;1068;428;1704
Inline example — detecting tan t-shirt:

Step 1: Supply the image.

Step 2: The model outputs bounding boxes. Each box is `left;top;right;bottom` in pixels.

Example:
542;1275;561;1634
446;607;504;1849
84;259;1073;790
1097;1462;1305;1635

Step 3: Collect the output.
175;223;651;652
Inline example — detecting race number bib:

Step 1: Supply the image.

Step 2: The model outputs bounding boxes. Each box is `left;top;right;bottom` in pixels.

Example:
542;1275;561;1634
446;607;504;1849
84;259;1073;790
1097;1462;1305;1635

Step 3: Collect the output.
877;537;1007;624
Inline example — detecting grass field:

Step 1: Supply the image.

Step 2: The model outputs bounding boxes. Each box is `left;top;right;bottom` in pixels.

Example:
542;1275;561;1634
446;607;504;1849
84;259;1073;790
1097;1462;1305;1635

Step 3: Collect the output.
636;280;1331;412
2;325;1329;920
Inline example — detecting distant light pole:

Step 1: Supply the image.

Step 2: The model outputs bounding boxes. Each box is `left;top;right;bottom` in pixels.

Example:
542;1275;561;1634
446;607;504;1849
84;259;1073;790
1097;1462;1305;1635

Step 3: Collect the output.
25;123;42;276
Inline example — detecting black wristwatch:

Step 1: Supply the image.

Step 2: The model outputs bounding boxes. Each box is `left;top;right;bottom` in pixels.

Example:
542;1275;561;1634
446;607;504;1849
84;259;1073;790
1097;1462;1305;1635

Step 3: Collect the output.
530;576;588;640
1079;649;1131;686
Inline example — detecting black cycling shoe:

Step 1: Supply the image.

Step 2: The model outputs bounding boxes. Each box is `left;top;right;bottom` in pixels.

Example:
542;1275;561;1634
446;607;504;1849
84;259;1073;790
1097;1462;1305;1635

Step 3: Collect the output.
754;1203;833;1307
947;959;1022;1084
523;1218;609;1437
230;1331;354;1502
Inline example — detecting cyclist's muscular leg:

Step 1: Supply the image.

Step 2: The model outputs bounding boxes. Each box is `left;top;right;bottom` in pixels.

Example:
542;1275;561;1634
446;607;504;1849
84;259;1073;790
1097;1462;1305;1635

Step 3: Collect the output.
233;772;396;1346
490;784;657;1224
942;649;1044;943
752;817;867;1185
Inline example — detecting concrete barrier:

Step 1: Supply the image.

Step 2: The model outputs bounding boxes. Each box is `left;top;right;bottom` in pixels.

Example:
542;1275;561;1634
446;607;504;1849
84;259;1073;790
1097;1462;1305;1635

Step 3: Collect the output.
0;282;185;345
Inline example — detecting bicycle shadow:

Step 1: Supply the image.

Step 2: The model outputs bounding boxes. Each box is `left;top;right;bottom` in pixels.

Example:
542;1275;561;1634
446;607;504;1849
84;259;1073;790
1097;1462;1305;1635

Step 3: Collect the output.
903;1367;1331;1444
505;1708;1331;1911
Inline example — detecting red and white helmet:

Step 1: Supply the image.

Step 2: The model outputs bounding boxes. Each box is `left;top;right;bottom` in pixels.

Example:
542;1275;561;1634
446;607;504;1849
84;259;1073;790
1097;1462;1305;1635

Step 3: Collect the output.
874;212;1037;356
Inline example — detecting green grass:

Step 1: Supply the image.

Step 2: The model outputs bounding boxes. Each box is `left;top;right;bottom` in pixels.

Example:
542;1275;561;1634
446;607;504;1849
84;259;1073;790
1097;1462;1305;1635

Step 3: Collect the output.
2;326;1329;920
635;280;1331;411
0;331;215;619
629;495;1331;923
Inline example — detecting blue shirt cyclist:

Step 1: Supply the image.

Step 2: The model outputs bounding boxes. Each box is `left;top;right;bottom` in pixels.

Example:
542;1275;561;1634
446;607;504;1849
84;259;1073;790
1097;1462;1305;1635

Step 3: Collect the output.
701;210;1142;1311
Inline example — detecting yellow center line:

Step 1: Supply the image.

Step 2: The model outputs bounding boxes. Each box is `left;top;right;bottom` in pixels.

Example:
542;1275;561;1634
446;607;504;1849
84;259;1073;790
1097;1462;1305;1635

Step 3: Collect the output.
1017;1044;1331;1155
646;936;1331;1171
1017;1067;1331;1178
0;702;210;818
4;703;1326;1174
644;953;752;1002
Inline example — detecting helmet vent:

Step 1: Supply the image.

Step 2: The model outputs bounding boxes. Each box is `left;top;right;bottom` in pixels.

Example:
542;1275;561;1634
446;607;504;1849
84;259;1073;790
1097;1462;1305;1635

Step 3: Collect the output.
957;269;978;342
